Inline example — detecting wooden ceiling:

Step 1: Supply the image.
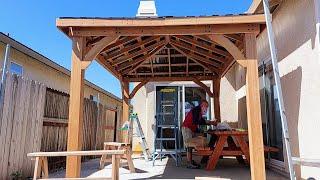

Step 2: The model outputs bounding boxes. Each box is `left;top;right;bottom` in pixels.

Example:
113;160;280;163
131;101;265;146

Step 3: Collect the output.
57;14;265;82
94;34;243;81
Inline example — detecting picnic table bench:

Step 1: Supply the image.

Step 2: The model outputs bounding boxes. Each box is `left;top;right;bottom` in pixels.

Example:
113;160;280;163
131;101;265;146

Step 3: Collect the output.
194;130;279;170
27;150;126;180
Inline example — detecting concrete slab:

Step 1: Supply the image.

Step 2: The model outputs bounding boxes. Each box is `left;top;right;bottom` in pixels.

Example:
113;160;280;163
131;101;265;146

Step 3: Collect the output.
49;156;288;180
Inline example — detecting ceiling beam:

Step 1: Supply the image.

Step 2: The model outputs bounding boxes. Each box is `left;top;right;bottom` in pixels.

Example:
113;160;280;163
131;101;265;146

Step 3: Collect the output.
84;36;119;61
124;76;215;82
208;34;246;67
70;24;260;36
96;55;121;79
175;35;230;57
129;80;149;99
101;36;138;53
170;43;220;74
119;41;167;74
192;78;214;98
105;36;160;60
170;40;222;68
171;37;225;64
112;37;163;66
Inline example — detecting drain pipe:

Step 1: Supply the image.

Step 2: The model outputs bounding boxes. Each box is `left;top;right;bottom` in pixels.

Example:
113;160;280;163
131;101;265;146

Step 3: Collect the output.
0;44;11;130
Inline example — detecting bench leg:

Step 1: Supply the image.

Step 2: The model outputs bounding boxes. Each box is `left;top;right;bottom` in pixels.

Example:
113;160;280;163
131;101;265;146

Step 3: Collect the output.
41;157;49;178
125;148;135;173
112;155;120;180
33;157;41;180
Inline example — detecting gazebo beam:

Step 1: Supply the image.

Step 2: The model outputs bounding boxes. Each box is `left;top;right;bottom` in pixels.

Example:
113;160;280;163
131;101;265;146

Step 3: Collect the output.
70;24;260;36
57;14;265;27
192;78;214;98
84;35;119;62
171;36;225;64
213;78;221;122
208;34;246;67
170;43;221;73
121;80;130;144
120;42;167;74
124;76;215;82
129;80;149;99
244;33;266;180
66;37;87;178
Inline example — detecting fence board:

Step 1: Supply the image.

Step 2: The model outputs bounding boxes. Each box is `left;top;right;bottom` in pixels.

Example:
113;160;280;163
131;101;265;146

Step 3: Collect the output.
0;74;46;179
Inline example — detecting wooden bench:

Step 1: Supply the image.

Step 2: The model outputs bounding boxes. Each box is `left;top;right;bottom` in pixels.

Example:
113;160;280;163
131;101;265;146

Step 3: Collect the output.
27;150;126;180
99;142;135;173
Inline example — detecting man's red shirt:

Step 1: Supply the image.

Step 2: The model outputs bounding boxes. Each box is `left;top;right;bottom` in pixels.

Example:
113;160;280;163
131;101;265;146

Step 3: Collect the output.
182;110;198;132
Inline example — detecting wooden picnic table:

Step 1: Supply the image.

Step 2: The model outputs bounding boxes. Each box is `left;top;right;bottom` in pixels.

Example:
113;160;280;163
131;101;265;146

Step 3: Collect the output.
198;130;250;171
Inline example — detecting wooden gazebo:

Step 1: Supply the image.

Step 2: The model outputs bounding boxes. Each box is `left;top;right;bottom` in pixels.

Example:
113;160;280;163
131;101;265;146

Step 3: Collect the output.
57;14;267;179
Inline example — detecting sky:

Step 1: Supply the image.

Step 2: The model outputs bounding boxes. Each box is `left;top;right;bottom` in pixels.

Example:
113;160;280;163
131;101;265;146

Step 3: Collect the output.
0;0;252;98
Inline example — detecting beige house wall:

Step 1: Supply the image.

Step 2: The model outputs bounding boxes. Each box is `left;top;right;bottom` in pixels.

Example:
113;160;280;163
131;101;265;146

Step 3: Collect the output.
0;42;122;110
236;0;320;179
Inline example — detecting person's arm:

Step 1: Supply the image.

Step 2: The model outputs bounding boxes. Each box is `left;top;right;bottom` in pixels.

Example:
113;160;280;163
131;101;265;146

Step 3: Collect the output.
205;119;218;126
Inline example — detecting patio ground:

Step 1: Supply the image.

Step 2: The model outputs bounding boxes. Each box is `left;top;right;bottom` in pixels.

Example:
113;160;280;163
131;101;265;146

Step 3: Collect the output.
50;155;288;180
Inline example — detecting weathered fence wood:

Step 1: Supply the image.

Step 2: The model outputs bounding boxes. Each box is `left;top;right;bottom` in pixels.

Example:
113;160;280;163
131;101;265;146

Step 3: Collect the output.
0;74;46;179
0;75;121;179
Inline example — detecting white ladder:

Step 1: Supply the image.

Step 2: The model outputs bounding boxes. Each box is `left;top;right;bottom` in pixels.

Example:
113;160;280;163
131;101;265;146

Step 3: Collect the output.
262;0;295;179
130;113;152;161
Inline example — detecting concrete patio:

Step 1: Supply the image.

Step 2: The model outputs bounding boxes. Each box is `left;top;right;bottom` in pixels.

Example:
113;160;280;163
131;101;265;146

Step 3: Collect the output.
49;155;287;180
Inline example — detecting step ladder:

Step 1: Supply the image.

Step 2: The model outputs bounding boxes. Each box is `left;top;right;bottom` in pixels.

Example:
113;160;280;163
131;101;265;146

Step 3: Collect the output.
130;113;152;161
153;100;181;166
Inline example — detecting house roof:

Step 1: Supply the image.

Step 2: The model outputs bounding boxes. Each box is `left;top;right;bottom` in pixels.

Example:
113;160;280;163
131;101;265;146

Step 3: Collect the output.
56;13;266;82
0;32;122;102
248;0;282;13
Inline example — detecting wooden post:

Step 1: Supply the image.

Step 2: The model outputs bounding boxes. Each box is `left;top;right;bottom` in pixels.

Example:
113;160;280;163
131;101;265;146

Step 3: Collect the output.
244;33;266;180
213;78;221;122
121;80;130;143
66;37;86;178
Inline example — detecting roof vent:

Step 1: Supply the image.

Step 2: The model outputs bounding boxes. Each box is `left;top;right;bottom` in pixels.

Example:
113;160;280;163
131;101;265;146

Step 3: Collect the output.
136;0;158;18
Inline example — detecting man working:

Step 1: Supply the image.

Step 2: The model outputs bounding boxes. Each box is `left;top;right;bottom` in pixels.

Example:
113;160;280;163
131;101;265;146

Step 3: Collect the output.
182;100;217;169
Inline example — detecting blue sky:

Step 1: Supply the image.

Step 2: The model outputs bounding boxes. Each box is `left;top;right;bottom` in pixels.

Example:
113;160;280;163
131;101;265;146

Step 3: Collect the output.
0;0;252;98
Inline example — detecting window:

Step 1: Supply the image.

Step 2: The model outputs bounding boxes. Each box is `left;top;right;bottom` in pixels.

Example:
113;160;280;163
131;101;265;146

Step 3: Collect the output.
10;62;23;76
89;95;99;103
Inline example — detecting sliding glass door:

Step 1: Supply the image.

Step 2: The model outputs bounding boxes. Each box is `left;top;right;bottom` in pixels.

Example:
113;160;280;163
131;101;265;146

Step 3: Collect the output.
260;62;284;168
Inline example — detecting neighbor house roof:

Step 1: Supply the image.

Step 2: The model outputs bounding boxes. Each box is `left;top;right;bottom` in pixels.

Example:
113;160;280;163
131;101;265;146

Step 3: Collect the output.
248;0;282;13
0;32;122;102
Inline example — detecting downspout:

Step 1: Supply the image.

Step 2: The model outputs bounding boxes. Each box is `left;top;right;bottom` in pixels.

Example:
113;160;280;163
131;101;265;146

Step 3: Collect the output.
0;44;11;130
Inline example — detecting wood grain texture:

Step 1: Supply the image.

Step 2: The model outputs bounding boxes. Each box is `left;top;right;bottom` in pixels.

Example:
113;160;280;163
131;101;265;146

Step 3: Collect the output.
244;33;266;180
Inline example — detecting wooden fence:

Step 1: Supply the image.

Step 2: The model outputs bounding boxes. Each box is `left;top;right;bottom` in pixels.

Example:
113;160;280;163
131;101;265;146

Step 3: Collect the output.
41;89;119;171
0;74;46;179
0;74;120;179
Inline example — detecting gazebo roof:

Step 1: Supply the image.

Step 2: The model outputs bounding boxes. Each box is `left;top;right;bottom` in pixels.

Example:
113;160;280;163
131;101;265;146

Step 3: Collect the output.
56;14;265;82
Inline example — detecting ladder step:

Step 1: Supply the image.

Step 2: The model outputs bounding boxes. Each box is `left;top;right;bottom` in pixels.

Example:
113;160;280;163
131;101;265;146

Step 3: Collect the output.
155;138;176;141
157;113;175;115
157;125;178;128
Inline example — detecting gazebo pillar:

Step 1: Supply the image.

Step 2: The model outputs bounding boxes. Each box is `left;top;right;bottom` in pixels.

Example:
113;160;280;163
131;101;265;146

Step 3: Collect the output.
244;33;266;180
213;78;221;122
66;37;86;178
121;80;130;143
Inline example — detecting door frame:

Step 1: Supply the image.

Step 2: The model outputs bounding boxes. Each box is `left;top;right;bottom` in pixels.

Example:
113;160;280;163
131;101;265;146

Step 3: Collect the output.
259;58;286;171
153;82;213;125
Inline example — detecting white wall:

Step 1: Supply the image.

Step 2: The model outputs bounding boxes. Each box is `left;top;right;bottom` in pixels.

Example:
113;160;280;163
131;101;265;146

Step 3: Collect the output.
235;0;320;178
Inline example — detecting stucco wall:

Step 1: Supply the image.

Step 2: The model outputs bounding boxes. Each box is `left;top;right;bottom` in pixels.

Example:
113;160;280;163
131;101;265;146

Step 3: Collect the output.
236;0;320;178
0;42;122;109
